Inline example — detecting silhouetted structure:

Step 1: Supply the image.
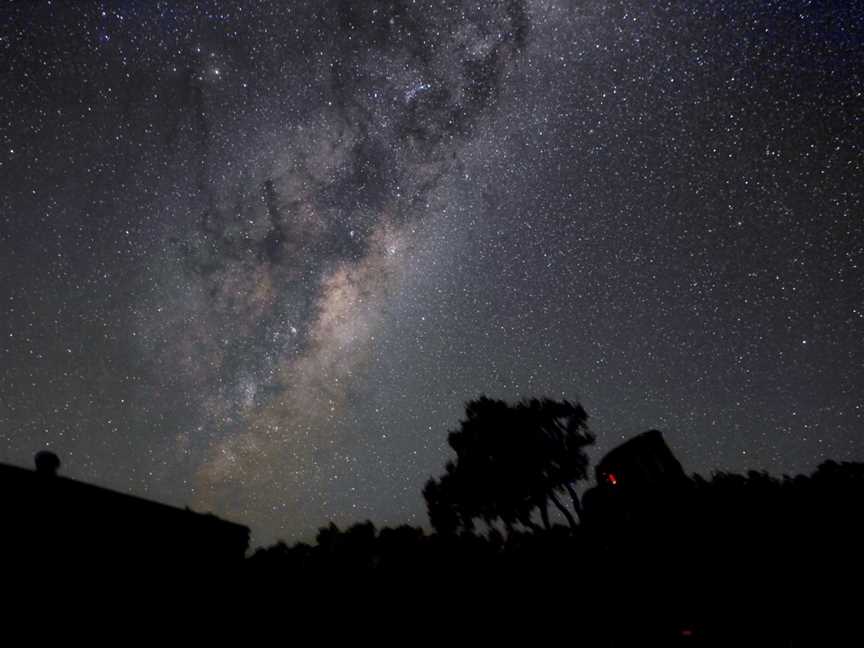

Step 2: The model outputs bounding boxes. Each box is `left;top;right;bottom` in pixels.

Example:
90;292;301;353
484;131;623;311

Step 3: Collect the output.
0;452;249;579
595;429;687;489
583;429;689;526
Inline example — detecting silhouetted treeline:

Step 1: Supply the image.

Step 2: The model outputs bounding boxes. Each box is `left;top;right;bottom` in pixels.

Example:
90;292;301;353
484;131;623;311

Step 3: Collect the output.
244;461;864;644
242;398;864;645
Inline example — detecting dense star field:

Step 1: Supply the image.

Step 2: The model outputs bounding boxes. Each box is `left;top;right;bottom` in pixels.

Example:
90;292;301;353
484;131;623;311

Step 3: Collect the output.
1;1;862;544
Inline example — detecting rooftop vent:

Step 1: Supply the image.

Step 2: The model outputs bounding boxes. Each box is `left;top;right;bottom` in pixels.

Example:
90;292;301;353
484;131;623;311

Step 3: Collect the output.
34;450;60;476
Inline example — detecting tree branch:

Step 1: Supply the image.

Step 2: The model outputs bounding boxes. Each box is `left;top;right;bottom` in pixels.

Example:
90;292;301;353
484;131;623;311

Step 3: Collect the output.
548;490;577;529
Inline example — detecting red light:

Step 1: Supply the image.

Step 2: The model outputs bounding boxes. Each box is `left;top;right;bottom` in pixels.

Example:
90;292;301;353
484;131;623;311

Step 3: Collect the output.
606;472;618;486
681;629;693;637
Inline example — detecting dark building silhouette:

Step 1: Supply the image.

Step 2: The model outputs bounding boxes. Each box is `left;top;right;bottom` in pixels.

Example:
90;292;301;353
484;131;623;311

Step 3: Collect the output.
595;429;687;490
0;452;249;578
583;430;689;526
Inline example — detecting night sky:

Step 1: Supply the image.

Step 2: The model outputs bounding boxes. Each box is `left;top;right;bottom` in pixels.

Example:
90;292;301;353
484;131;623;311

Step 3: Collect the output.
1;0;862;545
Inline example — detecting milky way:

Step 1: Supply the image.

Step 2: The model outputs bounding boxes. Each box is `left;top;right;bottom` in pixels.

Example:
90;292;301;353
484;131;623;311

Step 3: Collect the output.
1;1;862;544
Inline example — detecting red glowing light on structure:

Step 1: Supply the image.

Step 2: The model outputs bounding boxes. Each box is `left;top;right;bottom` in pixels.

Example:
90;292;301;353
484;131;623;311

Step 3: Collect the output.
681;628;693;637
606;472;618;486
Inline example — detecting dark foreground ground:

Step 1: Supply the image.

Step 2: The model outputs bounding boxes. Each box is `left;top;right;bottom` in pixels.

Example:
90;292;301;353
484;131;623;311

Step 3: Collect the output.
5;462;863;645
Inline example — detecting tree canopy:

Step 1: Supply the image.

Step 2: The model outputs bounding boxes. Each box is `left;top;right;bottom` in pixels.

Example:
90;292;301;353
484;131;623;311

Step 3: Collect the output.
423;396;595;535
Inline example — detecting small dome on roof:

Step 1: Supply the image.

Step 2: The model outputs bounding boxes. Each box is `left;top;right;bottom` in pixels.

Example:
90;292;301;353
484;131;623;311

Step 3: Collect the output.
34;450;61;476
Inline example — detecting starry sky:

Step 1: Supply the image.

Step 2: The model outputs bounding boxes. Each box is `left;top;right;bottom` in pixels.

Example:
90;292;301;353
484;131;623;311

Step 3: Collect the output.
1;0;862;545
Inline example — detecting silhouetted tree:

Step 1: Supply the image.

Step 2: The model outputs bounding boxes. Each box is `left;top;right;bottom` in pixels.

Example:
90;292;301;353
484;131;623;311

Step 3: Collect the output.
423;396;594;535
423;463;470;535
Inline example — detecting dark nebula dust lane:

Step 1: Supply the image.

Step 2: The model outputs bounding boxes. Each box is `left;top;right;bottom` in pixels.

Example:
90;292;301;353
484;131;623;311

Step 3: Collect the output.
1;1;862;544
